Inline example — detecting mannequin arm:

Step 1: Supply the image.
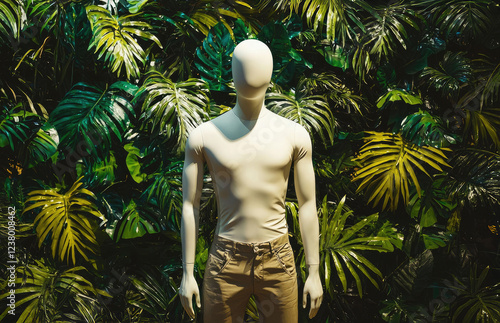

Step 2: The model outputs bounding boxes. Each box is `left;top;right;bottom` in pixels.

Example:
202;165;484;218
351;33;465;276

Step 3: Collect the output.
180;132;204;319
294;128;323;319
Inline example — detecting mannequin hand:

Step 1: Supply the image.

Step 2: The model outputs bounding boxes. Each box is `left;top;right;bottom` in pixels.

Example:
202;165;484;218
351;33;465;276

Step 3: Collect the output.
302;265;323;319
179;273;201;319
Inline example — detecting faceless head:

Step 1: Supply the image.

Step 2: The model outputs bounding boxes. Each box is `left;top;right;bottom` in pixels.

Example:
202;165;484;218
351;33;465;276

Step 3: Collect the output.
232;39;273;99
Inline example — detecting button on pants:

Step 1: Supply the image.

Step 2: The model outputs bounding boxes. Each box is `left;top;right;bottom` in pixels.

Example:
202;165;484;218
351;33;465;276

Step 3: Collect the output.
202;234;298;323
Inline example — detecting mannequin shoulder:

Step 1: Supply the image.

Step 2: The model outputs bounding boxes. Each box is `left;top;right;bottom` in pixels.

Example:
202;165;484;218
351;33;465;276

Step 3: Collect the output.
186;123;210;153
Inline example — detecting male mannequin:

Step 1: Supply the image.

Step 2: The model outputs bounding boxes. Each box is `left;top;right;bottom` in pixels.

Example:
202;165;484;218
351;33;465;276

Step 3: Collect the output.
179;39;323;322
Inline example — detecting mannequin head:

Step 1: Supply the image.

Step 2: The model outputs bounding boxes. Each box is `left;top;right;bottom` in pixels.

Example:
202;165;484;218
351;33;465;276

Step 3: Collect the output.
232;39;273;99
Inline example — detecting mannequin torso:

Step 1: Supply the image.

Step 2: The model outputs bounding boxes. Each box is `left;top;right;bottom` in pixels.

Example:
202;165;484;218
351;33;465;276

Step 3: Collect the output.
188;107;310;242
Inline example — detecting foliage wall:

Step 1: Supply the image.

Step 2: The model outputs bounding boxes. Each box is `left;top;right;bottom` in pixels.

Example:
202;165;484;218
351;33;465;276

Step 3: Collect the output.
1;0;500;321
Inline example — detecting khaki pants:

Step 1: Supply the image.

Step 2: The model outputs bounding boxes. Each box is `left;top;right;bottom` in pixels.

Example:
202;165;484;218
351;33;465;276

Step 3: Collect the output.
202;234;298;323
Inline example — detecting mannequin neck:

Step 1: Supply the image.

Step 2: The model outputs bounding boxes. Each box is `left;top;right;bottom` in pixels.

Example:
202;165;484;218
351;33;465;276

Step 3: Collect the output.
233;95;266;120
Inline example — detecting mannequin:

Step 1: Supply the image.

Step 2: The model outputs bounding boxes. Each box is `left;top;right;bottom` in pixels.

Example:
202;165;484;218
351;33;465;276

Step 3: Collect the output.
180;39;323;322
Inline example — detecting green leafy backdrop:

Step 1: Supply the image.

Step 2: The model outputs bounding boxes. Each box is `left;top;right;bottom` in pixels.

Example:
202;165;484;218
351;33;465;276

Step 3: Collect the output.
1;0;499;322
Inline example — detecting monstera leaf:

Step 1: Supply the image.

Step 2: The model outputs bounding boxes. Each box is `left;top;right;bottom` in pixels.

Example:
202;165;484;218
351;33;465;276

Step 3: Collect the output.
194;21;236;92
354;132;450;211
23;178;105;265
0;107;58;168
258;21;311;86
113;199;162;242
86;5;162;79
407;177;456;228
377;89;423;109
266;90;335;145
400;110;456;148
50;81;138;159
138;72;210;152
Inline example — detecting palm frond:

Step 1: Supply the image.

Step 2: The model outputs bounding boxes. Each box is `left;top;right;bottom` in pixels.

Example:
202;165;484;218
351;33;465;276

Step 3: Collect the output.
420;51;471;99
446;149;500;212
0;259;110;321
22;178;105;265
418;0;497;42
463;107;500;150
353;132;450;211
289;0;374;44
0;0;26;43
363;4;421;62
301;196;389;297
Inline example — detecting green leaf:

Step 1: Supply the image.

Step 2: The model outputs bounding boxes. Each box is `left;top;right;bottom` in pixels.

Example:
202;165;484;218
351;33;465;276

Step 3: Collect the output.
289;0;373;44
354;132;450;211
266;91;335;145
137;72;210;152
113;199;161;241
86;5;162;79
258;22;310;86
50;82;137;159
377;89;423;109
392;249;434;296
194;21;235;92
124;143;148;183
400;110;456;148
446;149;500;212
294;195;390;297
22;178;105;265
421;52;471;99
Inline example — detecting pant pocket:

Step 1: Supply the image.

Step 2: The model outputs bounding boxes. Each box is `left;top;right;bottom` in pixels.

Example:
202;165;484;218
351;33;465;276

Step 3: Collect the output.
206;246;234;277
273;243;295;277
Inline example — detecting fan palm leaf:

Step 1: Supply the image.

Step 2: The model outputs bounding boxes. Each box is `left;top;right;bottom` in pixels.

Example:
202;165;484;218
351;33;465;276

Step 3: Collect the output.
138;72;210;152
353;132;450;211
50;81;138;159
450;266;500;323
463;107;500;150
420;51;471;99
445;149;500;212
22;178;105;265
297;73;367;115
363;4;421;62
294;196;390;297
86;5;162;79
418;0;496;42
266;90;335;145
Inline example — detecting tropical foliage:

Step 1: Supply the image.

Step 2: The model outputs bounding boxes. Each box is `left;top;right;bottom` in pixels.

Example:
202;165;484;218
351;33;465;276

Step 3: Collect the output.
1;0;499;322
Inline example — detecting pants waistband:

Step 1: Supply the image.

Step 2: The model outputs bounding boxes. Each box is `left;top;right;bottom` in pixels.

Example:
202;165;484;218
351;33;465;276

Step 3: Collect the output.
213;233;290;254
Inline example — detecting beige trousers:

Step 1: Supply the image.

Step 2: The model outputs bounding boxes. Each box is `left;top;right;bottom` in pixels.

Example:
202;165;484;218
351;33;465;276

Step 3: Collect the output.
202;234;298;323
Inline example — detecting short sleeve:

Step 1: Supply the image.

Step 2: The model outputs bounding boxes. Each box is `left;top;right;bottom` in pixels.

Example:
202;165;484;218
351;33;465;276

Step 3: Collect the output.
293;123;312;162
185;125;204;162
